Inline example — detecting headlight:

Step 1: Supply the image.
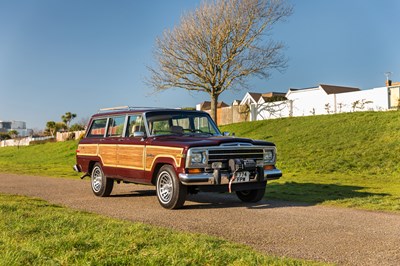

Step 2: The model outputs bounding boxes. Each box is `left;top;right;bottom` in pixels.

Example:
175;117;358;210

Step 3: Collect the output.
188;150;207;167
264;150;274;163
191;152;204;164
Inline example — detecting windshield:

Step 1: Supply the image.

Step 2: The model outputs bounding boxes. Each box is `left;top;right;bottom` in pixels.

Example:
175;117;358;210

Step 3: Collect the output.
145;111;221;136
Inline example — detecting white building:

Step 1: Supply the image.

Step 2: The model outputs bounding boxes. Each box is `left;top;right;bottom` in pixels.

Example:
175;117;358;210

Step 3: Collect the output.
0;120;32;137
235;83;395;122
285;84;391;116
285;84;360;116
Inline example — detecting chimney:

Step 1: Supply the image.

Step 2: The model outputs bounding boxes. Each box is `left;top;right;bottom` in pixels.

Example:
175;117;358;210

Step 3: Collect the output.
386;79;392;86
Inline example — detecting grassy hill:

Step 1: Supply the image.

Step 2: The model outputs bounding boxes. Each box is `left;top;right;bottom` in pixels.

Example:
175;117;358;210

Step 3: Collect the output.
221;111;400;176
221;111;400;211
0;140;79;178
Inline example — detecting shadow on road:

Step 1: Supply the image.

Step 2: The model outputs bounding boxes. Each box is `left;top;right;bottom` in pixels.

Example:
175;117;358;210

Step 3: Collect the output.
183;193;313;210
109;190;156;198
266;181;389;204
107;181;389;210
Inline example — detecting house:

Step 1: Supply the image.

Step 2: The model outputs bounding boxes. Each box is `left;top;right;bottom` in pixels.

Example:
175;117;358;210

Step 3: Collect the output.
285;84;361;116
239;92;288;121
240;91;286;105
196;81;394;125
196;101;229;111
0;120;32;137
286;84;393;116
387;80;400;109
232;99;242;106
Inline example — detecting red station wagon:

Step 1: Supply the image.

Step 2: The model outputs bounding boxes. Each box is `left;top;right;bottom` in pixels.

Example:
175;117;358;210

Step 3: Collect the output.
74;106;282;209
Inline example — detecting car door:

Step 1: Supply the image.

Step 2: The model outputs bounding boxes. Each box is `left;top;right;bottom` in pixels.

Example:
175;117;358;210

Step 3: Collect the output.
98;116;126;177
116;114;146;182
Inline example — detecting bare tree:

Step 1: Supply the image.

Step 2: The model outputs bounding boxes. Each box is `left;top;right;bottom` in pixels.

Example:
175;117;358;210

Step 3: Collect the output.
351;99;373;112
148;0;292;123
257;100;290;119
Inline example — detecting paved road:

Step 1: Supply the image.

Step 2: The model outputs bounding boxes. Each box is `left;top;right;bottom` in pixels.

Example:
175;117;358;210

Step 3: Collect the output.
1;173;399;265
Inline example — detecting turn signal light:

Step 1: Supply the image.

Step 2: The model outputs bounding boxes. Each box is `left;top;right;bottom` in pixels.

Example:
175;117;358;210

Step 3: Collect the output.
263;165;274;170
188;168;202;174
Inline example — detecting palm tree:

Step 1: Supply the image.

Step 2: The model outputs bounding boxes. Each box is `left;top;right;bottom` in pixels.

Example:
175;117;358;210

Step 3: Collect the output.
61;112;77;129
46;121;57;137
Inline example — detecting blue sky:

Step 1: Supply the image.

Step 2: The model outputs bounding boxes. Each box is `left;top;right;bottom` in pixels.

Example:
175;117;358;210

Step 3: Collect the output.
0;0;399;129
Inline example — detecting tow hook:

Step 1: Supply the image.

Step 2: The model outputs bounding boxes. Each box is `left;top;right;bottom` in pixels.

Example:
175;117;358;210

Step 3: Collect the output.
80;173;90;180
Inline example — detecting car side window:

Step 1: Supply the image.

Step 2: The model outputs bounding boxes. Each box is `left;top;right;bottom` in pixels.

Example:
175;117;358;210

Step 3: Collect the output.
127;115;145;137
107;116;125;137
194;116;217;134
87;118;107;138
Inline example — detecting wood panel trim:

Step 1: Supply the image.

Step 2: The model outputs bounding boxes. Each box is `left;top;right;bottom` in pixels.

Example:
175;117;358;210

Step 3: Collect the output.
145;146;184;171
77;144;185;171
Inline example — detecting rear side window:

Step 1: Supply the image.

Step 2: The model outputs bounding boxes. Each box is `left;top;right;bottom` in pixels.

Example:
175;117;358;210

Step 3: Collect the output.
87;118;107;138
107;116;125;137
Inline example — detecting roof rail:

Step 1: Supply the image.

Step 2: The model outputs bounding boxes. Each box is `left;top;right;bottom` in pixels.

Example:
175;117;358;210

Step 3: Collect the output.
97;106;171;113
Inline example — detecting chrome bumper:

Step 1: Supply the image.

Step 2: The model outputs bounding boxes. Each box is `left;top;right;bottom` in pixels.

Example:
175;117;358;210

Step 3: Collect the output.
178;168;282;186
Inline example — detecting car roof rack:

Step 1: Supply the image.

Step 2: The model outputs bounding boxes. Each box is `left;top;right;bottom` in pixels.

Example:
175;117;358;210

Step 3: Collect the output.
97;106;176;113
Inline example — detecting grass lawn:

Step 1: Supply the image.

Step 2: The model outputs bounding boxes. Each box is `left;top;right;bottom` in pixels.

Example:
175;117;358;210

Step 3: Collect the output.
221;111;400;212
0;141;80;178
0;194;322;266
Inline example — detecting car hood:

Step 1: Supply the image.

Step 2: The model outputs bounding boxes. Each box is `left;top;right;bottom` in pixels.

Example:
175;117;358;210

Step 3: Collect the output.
146;135;275;149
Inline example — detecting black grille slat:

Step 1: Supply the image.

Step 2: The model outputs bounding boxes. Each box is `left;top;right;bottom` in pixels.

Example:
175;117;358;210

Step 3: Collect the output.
209;149;263;155
208;148;264;162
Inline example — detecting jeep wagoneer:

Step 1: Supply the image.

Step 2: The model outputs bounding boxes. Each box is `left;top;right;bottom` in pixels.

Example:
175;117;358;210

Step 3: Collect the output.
74;106;282;209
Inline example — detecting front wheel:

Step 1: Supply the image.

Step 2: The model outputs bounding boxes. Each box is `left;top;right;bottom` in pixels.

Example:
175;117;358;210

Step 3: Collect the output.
156;165;187;209
236;187;266;203
91;163;114;197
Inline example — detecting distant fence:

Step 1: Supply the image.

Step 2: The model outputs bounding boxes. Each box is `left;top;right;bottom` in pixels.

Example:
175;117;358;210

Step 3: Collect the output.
56;130;86;142
0;136;54;147
204;105;250;125
0;130;86;147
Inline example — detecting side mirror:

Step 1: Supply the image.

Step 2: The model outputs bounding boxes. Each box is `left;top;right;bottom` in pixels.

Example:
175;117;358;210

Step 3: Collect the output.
223;132;236;137
133;131;145;138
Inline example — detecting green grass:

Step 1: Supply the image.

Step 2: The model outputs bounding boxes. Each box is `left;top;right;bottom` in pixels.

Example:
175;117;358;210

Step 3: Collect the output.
0;194;321;266
221;111;400;212
0;141;80;178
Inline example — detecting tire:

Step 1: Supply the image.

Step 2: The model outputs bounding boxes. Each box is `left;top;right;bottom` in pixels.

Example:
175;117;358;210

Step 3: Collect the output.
91;163;114;197
156;165;187;209
236;187;266;203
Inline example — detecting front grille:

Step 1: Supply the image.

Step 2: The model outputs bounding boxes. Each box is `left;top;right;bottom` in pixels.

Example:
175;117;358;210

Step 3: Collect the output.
208;148;264;163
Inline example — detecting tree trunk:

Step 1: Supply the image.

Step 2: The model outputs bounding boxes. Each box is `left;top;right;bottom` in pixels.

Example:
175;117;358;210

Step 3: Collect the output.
210;94;218;125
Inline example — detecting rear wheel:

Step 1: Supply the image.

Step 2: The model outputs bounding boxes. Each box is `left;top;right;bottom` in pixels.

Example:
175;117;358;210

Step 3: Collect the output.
236;187;266;203
156;165;187;209
91;163;114;197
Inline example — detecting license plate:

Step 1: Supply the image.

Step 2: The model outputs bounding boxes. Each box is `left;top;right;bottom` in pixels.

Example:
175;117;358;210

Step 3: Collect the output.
235;171;250;183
